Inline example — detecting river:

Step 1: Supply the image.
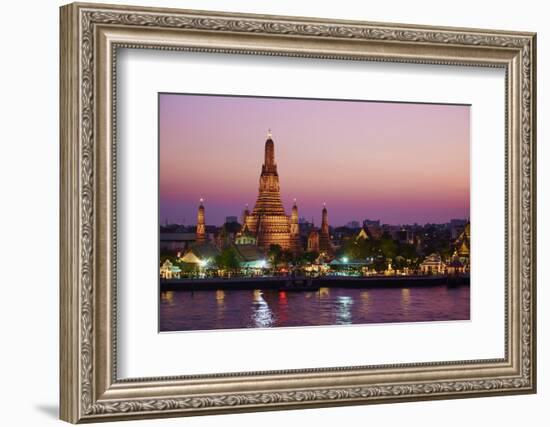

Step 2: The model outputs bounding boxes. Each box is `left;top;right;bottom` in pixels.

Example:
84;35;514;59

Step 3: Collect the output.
159;284;470;332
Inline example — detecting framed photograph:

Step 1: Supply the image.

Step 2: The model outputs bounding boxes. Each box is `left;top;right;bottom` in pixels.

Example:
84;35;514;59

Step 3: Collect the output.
60;2;537;423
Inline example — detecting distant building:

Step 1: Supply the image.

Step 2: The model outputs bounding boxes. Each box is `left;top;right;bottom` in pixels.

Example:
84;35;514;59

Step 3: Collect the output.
380;224;406;240
225;216;238;224
363;219;380;227
159;232;196;253
235;223;257;245
419;253;445;274
450;218;467;239
450;218;467;228
159;259;181;279
331;226;354;247
396;228;414;244
365;224;383;240
346;220;360;229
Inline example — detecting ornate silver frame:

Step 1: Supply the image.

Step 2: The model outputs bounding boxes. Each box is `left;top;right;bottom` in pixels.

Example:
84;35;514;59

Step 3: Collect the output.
60;2;537;423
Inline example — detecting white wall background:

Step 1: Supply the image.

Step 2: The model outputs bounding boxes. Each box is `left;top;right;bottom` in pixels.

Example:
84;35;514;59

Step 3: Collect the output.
0;0;545;426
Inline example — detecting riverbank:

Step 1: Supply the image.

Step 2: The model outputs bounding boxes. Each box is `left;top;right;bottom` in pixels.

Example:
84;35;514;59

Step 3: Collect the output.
160;274;469;291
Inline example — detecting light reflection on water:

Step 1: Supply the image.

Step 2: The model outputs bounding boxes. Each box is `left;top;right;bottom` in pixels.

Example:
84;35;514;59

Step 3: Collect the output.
159;285;470;332
401;288;410;316
251;290;274;328
336;296;353;324
160;290;174;305
360;291;370;317
215;290;225;322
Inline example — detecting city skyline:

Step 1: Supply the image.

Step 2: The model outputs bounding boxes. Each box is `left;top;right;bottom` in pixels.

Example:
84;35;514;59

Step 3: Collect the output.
160;93;470;226
160;210;468;229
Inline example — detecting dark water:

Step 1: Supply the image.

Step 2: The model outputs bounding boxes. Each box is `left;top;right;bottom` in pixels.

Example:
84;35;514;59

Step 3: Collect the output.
159;285;470;332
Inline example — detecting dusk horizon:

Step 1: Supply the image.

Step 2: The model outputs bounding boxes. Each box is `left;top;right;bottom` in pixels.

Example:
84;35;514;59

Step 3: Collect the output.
159;93;470;227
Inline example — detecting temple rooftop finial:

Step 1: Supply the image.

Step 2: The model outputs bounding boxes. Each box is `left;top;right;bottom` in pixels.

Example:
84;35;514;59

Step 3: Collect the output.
267;128;272;139
199;197;204;204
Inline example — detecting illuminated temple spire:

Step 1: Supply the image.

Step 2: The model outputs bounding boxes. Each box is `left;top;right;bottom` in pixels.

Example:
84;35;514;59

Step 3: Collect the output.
307;219;320;253
319;203;332;255
289;199;302;254
263;129;276;174
245;130;291;251
321;203;328;234
196;198;206;244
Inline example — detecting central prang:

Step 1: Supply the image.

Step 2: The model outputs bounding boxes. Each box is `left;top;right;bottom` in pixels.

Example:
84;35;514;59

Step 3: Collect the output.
243;131;296;252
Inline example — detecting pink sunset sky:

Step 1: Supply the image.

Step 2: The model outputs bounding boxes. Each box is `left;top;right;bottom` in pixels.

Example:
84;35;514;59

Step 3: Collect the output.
159;93;470;227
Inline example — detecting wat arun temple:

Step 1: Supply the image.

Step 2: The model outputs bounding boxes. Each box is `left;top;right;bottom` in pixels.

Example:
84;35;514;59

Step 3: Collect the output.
195;131;332;256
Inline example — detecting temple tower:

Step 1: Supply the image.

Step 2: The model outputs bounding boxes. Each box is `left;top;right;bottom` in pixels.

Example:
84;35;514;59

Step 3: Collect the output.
307;226;320;253
289;199;302;254
196;198;206;244
245;130;291;251
319;203;332;255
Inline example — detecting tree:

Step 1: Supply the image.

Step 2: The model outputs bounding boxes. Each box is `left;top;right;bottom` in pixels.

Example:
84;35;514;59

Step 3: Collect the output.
340;237;374;260
393;256;408;270
215;247;240;271
298;251;319;265
159;249;179;265
379;233;398;258
398;242;417;260
372;256;387;273
268;244;283;267
177;261;199;276
281;249;295;265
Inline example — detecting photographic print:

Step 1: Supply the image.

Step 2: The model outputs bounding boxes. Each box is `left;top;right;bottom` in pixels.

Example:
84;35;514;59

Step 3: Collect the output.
159;93;471;332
